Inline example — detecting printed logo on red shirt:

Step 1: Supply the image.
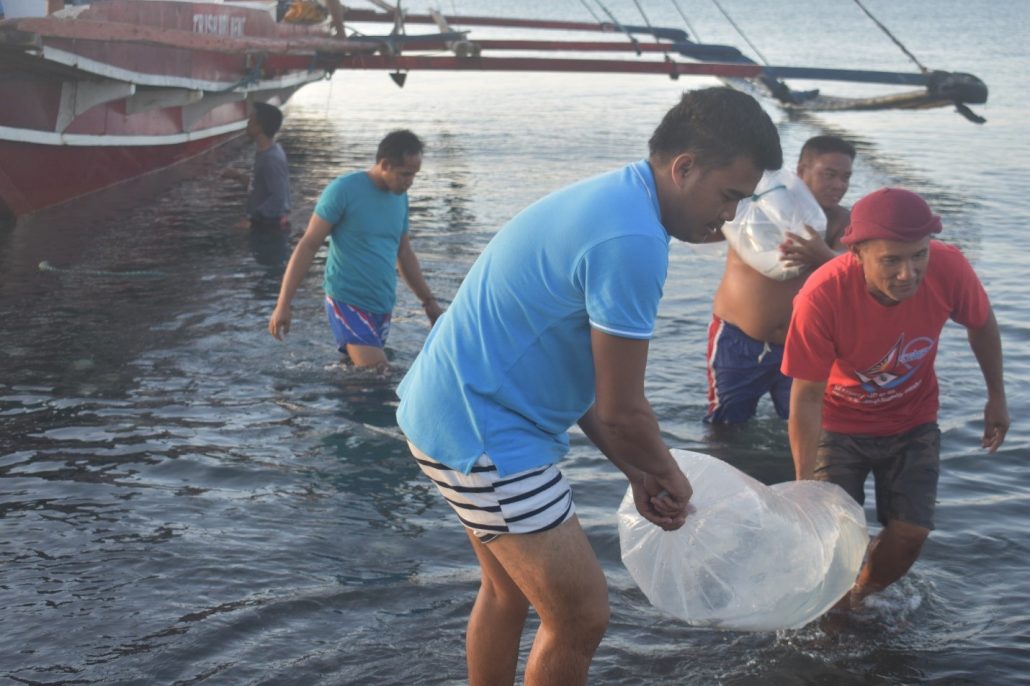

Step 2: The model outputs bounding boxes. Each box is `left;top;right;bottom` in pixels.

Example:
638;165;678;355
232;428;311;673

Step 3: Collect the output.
854;334;936;394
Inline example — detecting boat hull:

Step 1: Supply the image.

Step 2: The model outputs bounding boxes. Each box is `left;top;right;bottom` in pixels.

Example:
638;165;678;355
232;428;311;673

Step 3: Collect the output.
0;0;349;218
0;131;244;218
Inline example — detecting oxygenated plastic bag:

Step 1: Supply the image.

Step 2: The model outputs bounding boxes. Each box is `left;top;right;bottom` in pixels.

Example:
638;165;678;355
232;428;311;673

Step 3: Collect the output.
721;169;827;281
618;449;868;632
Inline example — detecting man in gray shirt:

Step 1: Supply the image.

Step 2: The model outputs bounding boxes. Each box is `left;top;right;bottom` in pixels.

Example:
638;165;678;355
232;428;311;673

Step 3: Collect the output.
228;102;291;229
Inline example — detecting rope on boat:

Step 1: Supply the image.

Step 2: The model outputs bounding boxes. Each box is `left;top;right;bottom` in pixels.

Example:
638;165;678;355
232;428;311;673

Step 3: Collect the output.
217;53;268;93
578;0;603;25
668;0;703;42
707;0;769;65
852;0;929;73
38;260;167;279
630;0;660;44
592;0;642;56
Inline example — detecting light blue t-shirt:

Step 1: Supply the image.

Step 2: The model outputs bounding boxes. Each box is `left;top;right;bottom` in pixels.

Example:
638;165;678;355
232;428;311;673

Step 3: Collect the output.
315;171;409;314
396;160;670;476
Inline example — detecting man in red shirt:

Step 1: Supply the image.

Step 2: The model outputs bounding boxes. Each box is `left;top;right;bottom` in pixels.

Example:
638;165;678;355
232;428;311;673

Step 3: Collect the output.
782;187;1009;609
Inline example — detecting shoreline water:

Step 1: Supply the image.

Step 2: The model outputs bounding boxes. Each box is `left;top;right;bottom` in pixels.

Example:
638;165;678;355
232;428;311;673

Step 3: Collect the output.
2;1;1028;683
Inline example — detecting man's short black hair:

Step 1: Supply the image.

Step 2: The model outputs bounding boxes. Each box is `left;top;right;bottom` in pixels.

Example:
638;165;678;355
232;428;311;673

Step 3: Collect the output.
252;102;283;137
648;87;782;171
799;135;856;163
376;129;424;165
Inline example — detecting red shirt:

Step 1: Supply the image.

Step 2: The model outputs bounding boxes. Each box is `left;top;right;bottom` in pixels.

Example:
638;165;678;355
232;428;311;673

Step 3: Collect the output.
782;241;990;436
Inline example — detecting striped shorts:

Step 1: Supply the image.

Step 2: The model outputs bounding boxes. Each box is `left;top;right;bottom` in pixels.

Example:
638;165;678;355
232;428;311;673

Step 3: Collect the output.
408;443;576;543
325;296;391;350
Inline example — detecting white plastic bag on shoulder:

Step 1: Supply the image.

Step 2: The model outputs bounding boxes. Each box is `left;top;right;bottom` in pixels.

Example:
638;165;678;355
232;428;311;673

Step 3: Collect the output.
618;449;868;632
721;169;827;281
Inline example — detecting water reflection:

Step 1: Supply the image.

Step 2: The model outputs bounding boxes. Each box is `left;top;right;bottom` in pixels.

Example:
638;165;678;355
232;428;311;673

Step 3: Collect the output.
247;225;291;273
1;4;1028;681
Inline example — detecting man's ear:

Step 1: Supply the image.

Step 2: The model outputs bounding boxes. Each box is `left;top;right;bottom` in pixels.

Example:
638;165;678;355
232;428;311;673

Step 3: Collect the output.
671;152;696;182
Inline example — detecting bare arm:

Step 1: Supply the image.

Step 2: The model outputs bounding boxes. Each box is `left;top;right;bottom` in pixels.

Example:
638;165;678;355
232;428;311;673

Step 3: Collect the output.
268;213;333;340
824;206;851;250
967;307;1009;452
788;378;826;480
223;168;249;186
396;233;443;325
576;329;692;530
780;207;851;268
780;226;837;268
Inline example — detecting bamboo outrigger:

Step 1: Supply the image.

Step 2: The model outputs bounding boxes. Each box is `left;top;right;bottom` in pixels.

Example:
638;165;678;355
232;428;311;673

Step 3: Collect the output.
333;4;988;123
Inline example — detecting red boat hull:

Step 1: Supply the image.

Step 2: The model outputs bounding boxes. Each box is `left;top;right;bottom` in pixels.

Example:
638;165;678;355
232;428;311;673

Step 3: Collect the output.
0;132;242;217
0;0;356;218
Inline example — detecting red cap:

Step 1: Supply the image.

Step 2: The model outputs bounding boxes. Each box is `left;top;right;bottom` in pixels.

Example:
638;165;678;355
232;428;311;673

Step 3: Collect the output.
841;188;942;245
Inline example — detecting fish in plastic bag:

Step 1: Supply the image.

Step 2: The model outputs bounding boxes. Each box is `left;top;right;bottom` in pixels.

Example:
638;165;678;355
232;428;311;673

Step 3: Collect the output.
618;449;868;632
721;169;828;281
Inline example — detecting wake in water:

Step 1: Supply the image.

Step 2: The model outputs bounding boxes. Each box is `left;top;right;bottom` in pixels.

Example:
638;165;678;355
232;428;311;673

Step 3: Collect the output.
776;576;929;659
272;359;406;443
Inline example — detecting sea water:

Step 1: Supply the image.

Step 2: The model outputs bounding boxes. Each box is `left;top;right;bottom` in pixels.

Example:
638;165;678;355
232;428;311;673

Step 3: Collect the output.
1;1;1028;683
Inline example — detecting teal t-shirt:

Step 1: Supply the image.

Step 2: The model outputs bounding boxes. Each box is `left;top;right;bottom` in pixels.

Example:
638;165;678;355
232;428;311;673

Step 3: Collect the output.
396;161;670;476
315;171;409;314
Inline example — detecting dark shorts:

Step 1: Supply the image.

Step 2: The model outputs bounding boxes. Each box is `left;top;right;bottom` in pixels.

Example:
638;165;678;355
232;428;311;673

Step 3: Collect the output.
705;315;791;423
815;422;940;530
249;215;289;231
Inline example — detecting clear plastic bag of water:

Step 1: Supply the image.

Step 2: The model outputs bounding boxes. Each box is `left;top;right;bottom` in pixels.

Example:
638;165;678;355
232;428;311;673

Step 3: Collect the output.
721;169;827;281
618;449;868;631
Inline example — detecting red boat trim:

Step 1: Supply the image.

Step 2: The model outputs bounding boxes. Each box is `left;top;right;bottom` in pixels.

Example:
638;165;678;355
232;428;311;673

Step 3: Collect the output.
339;9;614;33
331;54;763;78
3;16;380;56
376;39;681;53
461;39;680;52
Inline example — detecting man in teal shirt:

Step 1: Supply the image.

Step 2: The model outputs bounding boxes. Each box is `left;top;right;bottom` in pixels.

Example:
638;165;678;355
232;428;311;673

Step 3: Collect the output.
269;130;442;368
397;89;782;685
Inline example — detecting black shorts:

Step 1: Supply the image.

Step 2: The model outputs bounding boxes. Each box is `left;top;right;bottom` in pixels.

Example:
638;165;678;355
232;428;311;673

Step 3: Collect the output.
815;422;940;530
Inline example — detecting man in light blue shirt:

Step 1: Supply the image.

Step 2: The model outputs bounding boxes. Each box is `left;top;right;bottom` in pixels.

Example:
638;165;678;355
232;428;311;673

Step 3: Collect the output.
268;130;441;368
397;88;783;685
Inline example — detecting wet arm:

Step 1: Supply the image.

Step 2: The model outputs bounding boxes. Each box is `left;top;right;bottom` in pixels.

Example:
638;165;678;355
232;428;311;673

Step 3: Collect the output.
396;233;442;324
223;168;249;186
268;214;332;338
780;226;839;268
788;378;826;479
577;330;692;529
781;209;851;268
967;307;1009;451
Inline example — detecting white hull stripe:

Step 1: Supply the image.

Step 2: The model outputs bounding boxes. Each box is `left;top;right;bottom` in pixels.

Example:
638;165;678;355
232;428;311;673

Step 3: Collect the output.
0;120;246;147
41;45;324;92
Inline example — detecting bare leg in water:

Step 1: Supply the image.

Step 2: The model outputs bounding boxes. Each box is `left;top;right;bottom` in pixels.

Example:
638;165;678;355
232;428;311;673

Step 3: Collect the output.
834;519;930;610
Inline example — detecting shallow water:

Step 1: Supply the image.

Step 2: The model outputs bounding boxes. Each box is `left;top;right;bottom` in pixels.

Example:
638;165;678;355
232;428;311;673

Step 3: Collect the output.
2;1;1028;684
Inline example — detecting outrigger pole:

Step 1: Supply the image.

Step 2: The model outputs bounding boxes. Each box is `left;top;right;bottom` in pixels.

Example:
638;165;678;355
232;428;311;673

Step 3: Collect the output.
335;6;988;123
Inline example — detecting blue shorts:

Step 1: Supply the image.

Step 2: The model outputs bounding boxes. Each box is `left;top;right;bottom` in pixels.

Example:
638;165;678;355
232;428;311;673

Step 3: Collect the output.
325;296;391;351
705;315;791;423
